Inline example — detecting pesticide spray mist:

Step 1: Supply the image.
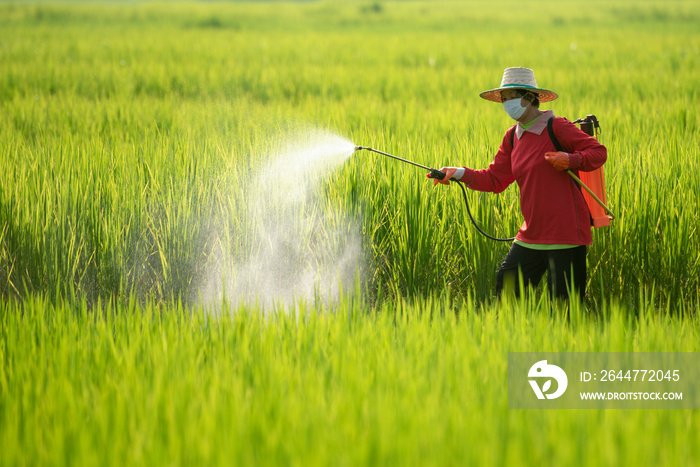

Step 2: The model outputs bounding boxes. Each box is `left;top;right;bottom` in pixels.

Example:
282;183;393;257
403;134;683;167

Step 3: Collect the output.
201;127;360;311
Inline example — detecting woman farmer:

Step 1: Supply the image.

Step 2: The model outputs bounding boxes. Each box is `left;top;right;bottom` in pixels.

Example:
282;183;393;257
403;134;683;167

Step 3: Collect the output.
430;67;607;301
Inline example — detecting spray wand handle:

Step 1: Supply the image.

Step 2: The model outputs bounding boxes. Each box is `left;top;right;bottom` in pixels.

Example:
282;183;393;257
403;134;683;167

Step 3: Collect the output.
429;169;446;180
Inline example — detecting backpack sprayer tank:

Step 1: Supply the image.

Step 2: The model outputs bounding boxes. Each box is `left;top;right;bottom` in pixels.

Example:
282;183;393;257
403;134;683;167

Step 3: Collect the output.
569;115;613;227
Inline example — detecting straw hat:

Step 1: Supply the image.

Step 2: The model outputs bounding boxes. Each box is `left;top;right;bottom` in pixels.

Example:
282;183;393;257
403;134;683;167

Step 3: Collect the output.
480;67;558;103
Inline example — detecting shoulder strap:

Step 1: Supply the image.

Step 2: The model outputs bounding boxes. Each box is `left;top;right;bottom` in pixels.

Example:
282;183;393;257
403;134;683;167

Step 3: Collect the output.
547;117;564;152
509;126;516;150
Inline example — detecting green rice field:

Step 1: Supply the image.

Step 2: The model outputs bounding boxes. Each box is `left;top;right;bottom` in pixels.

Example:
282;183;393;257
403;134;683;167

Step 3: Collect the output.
1;1;700;465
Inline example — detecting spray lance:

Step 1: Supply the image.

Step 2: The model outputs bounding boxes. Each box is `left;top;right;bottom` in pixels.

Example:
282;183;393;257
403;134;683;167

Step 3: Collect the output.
354;146;447;181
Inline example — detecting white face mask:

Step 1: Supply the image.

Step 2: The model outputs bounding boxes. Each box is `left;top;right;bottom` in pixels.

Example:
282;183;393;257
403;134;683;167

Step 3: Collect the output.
503;97;528;120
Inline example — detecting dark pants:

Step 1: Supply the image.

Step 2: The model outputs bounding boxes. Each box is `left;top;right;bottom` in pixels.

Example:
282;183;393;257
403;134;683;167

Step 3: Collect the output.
495;244;587;301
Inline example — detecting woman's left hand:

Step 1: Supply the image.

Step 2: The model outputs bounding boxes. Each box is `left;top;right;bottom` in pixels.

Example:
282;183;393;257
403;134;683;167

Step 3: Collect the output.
544;152;570;171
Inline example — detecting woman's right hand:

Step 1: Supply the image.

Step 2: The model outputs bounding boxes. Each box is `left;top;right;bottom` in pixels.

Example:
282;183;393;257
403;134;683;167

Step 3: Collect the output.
427;167;465;186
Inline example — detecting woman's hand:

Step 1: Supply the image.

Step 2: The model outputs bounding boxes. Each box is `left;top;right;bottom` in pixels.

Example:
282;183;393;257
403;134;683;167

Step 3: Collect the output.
544;152;570;171
427;167;465;186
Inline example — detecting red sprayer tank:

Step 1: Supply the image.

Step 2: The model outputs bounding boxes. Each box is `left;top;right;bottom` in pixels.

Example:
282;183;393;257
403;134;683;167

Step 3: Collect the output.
576;116;611;228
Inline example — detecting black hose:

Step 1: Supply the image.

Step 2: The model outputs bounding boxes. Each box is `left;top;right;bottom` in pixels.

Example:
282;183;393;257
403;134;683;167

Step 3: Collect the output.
453;180;515;242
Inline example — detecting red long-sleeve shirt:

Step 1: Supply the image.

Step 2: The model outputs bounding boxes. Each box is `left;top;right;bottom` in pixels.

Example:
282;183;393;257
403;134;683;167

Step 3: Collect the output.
459;111;607;245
